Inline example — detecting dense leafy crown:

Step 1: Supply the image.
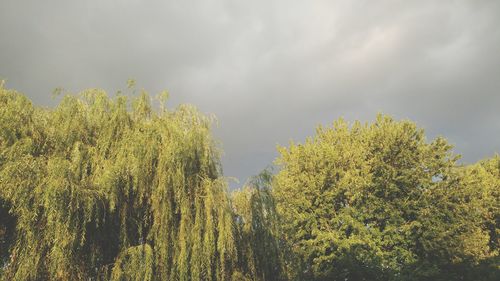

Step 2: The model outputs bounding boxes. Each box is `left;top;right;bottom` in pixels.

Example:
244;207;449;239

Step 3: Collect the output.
0;84;235;281
273;116;499;281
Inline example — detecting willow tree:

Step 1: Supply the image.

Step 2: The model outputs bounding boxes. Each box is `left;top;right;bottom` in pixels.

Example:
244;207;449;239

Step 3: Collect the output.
231;170;288;281
0;82;235;281
273;114;498;281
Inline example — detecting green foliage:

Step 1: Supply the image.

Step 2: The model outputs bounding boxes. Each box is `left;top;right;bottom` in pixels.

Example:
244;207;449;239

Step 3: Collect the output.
0;199;16;275
0;83;235;280
273;115;499;281
111;244;154;281
0;81;498;281
231;170;288;281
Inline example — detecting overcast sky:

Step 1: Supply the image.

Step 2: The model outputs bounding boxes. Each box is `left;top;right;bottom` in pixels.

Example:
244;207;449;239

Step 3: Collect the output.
1;0;499;187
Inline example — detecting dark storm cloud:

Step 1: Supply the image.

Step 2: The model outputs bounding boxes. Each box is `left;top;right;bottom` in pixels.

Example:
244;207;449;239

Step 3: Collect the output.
1;0;499;187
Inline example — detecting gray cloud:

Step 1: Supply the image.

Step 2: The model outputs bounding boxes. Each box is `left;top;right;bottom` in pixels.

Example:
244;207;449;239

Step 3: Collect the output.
1;0;499;187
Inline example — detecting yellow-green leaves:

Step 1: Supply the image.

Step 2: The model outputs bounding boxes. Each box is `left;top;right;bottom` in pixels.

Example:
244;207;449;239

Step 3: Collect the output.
1;82;498;281
0;85;236;281
273;114;499;281
111;244;154;281
231;170;287;281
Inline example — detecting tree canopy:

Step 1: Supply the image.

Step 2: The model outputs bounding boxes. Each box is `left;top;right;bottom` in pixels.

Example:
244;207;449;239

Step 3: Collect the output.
273;115;499;280
0;82;498;281
0;84;235;280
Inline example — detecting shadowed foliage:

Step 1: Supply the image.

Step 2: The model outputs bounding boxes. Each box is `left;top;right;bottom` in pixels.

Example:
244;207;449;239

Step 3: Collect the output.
231;170;288;281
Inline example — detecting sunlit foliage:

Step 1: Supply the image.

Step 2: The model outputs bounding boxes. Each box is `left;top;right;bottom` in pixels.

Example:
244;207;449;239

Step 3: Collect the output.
0;82;498;281
0;83;235;280
273;115;499;281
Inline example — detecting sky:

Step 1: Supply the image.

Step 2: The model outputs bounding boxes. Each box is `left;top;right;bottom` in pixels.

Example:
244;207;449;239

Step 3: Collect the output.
1;0;499;188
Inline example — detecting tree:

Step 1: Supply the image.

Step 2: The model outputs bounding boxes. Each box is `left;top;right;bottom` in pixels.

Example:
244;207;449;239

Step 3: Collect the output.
0;83;235;281
231;170;288;281
273;114;498;280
